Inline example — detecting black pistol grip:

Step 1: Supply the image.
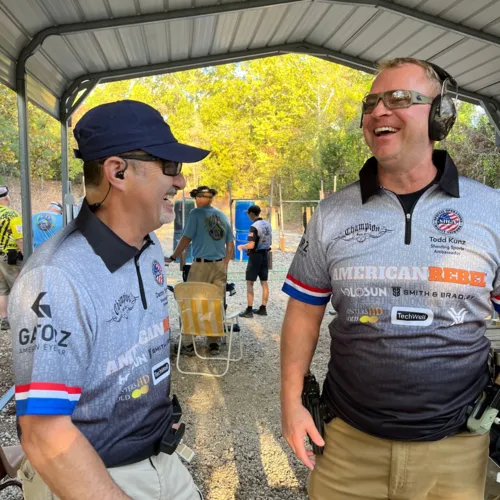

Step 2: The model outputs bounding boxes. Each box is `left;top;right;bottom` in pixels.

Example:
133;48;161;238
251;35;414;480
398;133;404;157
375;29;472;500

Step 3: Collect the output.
160;422;185;455
172;394;182;423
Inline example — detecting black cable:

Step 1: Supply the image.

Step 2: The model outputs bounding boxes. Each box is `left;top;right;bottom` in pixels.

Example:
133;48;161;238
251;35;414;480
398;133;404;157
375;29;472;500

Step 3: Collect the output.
88;184;111;211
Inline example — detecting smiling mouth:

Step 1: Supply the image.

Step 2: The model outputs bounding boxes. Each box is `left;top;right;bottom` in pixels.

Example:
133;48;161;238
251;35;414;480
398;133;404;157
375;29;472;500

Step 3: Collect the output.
374;126;399;137
163;191;176;201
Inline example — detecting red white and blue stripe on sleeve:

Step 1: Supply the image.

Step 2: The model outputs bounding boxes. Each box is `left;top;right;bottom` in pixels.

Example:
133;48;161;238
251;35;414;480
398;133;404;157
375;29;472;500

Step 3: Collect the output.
493;294;500;313
282;274;331;306
15;382;82;416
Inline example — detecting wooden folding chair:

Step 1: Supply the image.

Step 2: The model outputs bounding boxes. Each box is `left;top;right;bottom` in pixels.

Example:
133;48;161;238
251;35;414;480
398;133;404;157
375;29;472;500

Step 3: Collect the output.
0;444;23;492
174;282;242;377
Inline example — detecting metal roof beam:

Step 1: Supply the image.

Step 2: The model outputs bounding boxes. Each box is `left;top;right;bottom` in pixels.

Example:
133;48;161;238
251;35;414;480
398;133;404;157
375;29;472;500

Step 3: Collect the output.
481;98;500;136
59;42;376;117
64;43;376;89
61;42;500;129
299;44;498;110
322;0;500;52
61;78;100;121
16;0;304;87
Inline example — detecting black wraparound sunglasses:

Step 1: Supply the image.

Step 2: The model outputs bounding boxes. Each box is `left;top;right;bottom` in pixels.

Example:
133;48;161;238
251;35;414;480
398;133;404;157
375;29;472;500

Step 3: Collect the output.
118;153;183;176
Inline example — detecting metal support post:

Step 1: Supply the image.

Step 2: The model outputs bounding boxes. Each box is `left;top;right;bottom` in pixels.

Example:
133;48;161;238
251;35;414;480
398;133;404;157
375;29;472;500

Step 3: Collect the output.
228;180;233;231
61;120;71;225
180;189;186;270
279;183;285;251
17;76;33;259
182;189;186;229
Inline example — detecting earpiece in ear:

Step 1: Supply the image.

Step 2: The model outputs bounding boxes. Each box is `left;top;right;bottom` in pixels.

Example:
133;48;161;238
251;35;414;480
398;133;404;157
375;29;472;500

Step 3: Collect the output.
116;171;125;179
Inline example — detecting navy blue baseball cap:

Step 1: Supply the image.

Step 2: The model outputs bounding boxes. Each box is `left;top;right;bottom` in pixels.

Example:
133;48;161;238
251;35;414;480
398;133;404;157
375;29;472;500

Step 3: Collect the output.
73;100;210;163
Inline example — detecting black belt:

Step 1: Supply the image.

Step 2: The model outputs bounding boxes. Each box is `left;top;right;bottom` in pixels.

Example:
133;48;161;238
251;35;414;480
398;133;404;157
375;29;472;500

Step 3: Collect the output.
194;258;223;263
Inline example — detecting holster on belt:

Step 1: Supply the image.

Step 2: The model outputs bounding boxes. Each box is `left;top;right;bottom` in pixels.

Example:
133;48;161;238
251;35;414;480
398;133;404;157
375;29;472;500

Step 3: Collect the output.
6;249;20;265
159;395;185;455
467;348;500;435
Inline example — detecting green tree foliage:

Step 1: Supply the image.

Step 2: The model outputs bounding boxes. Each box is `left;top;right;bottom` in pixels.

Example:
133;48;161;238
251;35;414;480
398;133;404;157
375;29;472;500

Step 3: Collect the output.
0;55;498;194
442;102;500;187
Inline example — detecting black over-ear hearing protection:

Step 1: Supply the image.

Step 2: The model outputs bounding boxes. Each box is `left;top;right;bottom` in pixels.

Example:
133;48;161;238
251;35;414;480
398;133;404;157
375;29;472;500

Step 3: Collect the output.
427;62;458;141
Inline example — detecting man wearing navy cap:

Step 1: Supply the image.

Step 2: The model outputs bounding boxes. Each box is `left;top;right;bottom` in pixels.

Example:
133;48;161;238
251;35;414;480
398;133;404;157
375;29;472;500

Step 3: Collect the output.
9;100;208;499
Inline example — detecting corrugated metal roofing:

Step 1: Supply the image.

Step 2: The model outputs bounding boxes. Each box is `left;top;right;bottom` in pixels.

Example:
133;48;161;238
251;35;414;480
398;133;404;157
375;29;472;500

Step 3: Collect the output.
1;0;500;123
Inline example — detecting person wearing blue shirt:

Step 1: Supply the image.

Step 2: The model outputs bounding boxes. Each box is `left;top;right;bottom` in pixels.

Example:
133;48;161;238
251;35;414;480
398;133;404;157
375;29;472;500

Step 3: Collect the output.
167;186;234;355
32;202;63;249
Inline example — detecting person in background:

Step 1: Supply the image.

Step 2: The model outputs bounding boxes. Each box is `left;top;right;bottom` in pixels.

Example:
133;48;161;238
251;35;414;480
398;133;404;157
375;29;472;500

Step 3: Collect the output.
166;186;234;356
238;204;272;318
0;185;23;331
32;201;63;249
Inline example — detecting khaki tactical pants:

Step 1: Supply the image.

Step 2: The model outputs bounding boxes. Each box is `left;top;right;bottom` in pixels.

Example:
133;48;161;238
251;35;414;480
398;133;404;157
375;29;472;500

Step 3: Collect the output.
187;260;227;344
19;452;203;500
0;258;22;295
187;260;227;297
308;418;489;500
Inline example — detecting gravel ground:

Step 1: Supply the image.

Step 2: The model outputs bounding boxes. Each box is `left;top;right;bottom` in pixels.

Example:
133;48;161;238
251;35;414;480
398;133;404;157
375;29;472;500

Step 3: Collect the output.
0;246;332;499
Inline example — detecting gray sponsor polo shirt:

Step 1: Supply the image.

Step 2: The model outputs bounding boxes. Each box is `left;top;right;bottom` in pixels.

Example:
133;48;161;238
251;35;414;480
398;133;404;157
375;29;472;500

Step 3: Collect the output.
283;150;500;441
249;218;272;252
10;201;173;467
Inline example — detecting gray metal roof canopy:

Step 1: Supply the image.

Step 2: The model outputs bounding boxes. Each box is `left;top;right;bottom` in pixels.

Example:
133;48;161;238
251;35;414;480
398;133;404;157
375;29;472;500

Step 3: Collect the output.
3;0;500;257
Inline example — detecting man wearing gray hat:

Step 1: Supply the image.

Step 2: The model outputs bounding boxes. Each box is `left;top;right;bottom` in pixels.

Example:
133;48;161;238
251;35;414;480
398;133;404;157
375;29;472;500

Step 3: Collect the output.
9;100;208;500
0;185;23;331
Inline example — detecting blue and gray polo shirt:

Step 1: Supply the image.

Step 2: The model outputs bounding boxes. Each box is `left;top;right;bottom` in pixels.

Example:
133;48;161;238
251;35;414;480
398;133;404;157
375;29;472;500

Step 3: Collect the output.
283;150;500;441
10;201;173;467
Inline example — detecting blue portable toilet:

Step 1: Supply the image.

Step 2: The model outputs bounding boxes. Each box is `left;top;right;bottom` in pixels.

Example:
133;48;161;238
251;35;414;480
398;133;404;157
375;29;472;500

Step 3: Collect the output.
234;200;254;261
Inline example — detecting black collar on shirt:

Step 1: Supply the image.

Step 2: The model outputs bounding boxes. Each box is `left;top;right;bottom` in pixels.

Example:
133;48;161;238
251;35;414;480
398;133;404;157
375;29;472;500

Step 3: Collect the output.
75;200;153;273
359;149;460;204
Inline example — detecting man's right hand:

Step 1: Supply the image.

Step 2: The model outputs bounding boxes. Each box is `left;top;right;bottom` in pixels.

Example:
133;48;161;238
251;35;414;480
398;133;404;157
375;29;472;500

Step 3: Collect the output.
281;401;325;470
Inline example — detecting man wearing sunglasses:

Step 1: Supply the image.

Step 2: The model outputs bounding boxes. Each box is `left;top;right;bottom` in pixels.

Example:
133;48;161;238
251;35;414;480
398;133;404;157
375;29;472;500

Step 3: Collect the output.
281;58;500;499
167;185;234;356
9;100;208;500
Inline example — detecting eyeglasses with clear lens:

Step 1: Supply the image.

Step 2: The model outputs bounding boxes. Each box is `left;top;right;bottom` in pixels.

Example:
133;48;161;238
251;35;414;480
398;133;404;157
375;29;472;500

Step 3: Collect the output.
362;90;433;114
118;154;183;176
